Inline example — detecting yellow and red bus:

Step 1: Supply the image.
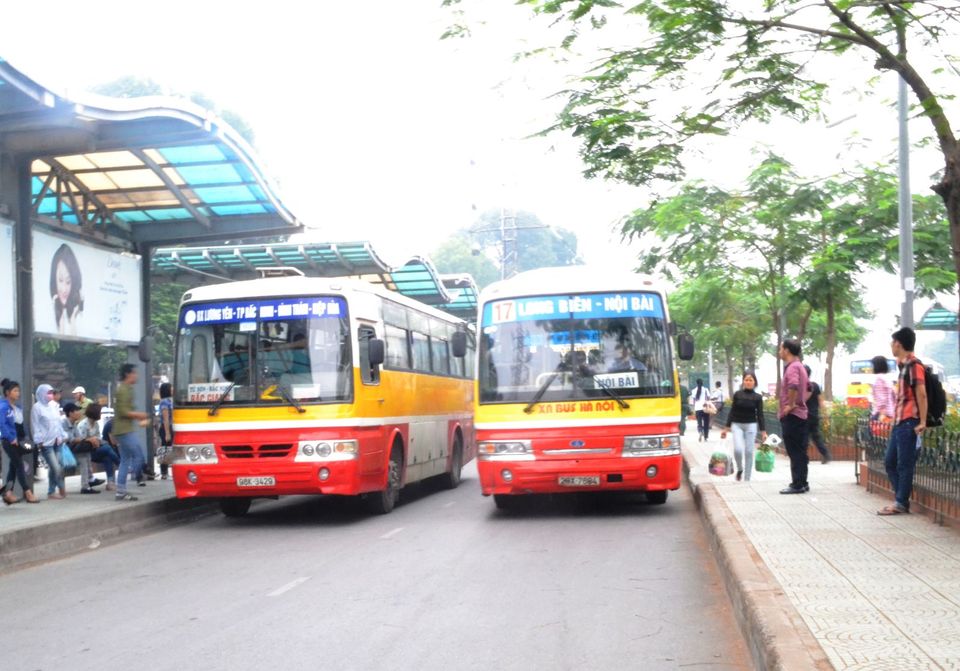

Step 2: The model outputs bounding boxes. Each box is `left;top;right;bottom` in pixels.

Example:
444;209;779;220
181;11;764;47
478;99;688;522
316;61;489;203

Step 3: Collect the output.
845;356;897;409
474;267;694;509
170;271;475;516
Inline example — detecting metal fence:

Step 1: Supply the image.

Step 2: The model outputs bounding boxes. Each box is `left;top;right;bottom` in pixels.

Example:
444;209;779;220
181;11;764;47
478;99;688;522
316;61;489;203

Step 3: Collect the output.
857;417;960;523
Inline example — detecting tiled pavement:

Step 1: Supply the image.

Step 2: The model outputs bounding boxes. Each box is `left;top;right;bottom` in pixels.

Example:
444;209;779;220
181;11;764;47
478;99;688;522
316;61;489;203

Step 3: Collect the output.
686;432;960;671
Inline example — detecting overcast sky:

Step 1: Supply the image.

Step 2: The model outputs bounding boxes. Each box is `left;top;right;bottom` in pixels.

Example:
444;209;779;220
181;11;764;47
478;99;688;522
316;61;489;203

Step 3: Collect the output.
3;0;955;375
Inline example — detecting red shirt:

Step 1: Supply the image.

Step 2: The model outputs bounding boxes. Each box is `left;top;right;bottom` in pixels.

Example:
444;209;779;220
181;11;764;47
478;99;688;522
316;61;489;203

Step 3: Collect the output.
894;355;925;424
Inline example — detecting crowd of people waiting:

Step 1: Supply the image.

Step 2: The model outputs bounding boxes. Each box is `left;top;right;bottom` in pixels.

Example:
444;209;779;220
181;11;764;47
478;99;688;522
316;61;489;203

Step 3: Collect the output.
0;363;170;506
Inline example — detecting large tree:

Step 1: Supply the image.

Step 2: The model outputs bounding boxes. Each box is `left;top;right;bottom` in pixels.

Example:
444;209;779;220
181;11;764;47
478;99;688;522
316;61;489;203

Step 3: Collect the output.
444;0;960;309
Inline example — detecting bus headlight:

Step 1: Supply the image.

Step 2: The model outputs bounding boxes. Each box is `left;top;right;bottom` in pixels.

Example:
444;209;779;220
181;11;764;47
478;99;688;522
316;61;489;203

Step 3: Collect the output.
296;440;358;462
623;435;680;457
172;444;218;464
477;440;534;461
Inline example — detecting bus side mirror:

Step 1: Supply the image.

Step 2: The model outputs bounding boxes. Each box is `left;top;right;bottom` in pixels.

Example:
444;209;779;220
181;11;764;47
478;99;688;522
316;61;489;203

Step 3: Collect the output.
677;333;694;361
138;335;154;363
368;338;385;366
451;331;467;358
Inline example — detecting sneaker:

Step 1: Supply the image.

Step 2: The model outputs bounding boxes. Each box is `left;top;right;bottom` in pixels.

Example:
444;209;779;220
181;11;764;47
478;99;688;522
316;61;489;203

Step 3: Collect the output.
137;481;147;487
736;470;743;482
80;488;101;494
88;478;106;487
115;493;138;502
105;483;116;491
821;454;832;465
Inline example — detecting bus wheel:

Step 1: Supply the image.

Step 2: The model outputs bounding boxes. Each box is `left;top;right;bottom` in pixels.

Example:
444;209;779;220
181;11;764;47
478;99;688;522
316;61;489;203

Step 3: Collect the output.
645;491;668;505
367;446;402;514
493;494;523;511
440;436;463;490
219;498;251;517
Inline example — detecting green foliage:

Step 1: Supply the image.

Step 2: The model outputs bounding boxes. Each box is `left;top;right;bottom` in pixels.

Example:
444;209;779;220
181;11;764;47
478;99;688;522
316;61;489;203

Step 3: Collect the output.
33;338;127;399
149;282;188;371
431;236;500;289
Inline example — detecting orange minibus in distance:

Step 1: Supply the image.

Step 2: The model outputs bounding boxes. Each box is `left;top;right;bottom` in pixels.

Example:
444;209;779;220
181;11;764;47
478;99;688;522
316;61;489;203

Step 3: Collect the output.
170;271;475;516
474;267;694;509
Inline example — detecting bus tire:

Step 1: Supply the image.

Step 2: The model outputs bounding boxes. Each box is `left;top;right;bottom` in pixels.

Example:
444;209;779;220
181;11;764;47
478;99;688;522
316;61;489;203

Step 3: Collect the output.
493;494;523;511
645;490;668;505
439;435;463;490
219;498;251;517
367;445;402;515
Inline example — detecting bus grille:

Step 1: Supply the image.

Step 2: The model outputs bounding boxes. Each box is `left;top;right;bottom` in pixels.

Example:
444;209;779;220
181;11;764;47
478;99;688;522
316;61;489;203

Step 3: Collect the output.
221;444;294;459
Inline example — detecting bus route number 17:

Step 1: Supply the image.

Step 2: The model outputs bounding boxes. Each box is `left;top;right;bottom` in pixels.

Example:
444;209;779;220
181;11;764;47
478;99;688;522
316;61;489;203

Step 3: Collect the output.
492;301;515;324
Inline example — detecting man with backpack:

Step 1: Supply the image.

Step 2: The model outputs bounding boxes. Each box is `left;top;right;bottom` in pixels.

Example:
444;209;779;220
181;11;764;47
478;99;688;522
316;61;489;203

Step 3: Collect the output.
879;327;927;515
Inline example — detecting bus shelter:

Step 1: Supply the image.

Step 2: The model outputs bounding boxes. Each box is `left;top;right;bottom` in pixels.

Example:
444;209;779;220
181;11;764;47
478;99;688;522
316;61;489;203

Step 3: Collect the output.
0;57;302;430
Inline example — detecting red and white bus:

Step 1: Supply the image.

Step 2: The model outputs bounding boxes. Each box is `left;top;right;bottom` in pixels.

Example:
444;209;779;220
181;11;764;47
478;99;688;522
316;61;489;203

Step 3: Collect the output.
473;267;694;509
171;271;475;516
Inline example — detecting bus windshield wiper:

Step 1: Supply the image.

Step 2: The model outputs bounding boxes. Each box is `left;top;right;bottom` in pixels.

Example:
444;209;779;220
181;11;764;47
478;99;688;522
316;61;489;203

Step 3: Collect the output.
262;368;306;413
592;378;630;409
208;380;238;416
524;369;561;414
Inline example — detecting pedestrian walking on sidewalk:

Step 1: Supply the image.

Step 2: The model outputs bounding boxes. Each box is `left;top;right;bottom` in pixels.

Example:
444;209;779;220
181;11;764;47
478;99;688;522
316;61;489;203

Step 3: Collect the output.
721;372;767;482
31;383;66;499
879;327;927;516
692;379;711;441
0;380;38;504
804;365;832;464
157;382;174;480
710;381;725;415
778;339;810;495
113;364;150;502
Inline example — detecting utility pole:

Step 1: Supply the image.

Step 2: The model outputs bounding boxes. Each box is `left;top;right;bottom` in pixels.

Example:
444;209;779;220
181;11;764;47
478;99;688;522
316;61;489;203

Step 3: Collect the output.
499;207;517;280
898;74;914;328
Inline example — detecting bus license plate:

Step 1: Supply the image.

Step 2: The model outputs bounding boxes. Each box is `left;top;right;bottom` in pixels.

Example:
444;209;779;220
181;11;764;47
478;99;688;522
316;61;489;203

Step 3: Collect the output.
237;476;275;487
558;475;600;487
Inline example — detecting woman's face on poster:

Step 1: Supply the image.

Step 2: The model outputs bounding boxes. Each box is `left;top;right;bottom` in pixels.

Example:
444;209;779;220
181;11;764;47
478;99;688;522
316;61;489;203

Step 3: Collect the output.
56;260;71;305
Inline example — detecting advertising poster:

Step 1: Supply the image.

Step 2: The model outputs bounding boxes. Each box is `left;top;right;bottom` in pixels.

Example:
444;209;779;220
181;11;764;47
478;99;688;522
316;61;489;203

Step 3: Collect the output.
0;219;15;332
32;230;142;343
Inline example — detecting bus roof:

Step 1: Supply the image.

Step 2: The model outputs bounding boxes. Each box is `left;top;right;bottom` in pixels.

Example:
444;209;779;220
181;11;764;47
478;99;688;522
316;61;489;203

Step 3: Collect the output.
479;266;670;304
179;275;466;324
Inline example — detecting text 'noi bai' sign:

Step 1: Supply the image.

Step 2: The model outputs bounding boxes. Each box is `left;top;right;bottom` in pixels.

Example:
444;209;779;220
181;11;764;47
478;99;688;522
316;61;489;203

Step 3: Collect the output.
484;292;664;325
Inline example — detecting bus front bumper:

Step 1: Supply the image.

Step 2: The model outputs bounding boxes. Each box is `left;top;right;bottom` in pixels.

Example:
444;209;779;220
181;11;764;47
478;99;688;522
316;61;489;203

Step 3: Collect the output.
172;460;362;499
476;454;682;496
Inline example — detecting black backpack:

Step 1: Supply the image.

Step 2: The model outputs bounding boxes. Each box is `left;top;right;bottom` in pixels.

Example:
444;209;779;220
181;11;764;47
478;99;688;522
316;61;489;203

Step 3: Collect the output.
913;360;947;427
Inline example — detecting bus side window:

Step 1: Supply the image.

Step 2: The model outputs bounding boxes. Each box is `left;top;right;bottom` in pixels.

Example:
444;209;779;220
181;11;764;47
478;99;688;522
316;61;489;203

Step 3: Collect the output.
358;326;380;385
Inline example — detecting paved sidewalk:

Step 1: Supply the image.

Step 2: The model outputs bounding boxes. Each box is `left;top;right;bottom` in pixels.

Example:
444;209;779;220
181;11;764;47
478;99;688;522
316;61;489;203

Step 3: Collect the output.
685;432;960;671
0;472;214;573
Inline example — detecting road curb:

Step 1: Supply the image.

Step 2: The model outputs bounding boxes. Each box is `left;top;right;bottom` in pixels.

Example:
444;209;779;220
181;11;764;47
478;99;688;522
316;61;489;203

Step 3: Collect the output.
682;448;833;671
0;497;218;575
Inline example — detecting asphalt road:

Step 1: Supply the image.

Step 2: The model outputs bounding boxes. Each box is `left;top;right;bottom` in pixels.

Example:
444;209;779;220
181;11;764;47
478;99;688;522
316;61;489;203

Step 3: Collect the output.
1;464;750;671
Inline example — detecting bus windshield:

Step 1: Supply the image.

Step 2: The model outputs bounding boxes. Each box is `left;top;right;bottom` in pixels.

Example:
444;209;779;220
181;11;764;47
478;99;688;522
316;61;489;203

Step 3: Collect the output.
479;292;674;404
175;295;352;406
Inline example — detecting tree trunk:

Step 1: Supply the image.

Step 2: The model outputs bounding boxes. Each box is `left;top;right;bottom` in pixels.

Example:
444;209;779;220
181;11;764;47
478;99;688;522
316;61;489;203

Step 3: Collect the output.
825;292;836;400
931;147;960;360
725;346;734;398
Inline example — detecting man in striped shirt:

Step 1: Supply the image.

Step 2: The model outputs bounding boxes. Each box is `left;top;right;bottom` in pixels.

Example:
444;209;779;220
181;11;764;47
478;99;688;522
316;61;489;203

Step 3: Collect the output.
879;327;928;515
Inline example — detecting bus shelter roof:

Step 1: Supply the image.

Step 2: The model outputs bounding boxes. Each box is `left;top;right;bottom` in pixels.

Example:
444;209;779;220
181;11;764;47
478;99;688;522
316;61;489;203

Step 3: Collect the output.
152;241;479;320
0;57;301;245
917;303;959;331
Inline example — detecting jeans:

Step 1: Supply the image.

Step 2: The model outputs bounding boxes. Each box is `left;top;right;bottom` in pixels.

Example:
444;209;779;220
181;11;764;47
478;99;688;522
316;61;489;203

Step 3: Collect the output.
116;432;145;495
2;439;31;494
91;444;120;482
730;422;758;481
781;414;810;489
808;416;829;458
885;418;920;510
696;410;711;439
40;444;65;495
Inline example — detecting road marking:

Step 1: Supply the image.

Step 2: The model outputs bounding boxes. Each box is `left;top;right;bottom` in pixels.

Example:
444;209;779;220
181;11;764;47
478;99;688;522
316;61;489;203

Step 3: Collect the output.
380;527;405;539
267;577;310;597
443;501;456;508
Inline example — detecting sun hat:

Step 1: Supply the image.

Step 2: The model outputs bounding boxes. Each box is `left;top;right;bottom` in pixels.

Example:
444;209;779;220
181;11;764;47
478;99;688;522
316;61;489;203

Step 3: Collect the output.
72;386;85;394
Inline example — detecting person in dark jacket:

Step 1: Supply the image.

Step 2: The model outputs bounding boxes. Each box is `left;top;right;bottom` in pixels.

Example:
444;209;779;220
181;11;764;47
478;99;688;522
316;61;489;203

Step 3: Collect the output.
721;372;767;481
804;365;831;464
